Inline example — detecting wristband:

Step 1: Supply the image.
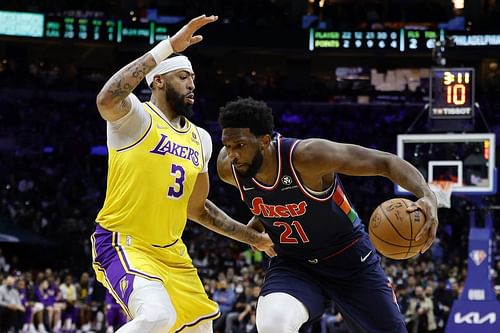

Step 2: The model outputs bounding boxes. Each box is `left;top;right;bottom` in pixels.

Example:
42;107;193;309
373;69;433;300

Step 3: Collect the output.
149;39;174;64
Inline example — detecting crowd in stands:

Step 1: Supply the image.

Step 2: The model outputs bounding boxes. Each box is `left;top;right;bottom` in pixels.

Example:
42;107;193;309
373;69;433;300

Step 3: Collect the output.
0;243;499;333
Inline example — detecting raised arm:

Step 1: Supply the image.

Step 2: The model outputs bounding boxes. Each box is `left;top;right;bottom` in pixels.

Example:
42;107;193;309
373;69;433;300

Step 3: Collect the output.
95;14;218;121
294;139;438;253
187;172;273;251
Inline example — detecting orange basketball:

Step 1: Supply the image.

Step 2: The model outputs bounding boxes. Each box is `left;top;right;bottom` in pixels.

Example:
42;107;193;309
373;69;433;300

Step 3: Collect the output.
368;198;428;260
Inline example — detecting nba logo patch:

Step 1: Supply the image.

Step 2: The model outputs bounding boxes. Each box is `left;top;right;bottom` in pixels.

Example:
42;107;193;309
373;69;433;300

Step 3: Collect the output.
191;132;200;145
469;249;487;266
281;175;293;186
119;277;129;297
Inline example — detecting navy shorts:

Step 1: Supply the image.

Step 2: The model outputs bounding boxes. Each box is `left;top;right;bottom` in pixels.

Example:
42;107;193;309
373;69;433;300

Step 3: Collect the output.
261;235;407;333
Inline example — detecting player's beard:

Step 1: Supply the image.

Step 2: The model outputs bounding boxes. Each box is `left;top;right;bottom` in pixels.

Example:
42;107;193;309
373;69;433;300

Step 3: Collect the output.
165;83;194;119
236;149;264;178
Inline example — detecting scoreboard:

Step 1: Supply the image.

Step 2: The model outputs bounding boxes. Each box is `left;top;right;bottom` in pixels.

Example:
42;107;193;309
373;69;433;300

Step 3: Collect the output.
1;10;500;52
309;28;442;52
44;17;169;44
44;17;116;41
0;11;170;45
429;68;475;119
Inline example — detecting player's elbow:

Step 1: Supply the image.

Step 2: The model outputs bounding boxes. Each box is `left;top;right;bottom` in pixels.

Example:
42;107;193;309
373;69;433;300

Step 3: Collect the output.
95;92;126;121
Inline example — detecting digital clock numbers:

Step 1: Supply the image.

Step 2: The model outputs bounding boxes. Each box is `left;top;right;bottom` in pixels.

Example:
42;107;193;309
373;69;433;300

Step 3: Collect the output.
429;68;475;119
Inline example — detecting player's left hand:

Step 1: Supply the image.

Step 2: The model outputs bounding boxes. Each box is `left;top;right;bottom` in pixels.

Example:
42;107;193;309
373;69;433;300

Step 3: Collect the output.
407;194;438;254
170;14;218;52
251;233;277;257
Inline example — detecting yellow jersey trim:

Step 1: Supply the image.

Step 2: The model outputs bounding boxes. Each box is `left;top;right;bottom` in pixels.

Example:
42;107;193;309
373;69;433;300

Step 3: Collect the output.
92;263;134;318
90;233;133;318
173;310;221;332
145;102;192;133
111;232;163;283
193;126;206;172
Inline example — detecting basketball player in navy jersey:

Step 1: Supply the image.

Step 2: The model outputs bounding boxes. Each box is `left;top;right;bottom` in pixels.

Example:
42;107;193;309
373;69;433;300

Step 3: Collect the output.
215;98;439;333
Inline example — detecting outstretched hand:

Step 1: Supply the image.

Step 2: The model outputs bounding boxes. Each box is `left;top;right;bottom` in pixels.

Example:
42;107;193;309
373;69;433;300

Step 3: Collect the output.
407;194;439;254
170;14;218;52
251;234;277;257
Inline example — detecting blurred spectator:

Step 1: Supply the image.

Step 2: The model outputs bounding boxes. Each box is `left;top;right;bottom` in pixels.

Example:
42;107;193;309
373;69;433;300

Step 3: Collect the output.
34;277;51;333
405;286;437;333
0;275;25;332
433;279;453;330
104;291;127;333
76;272;93;332
17;277;37;333
213;279;237;333
59;274;78;331
225;284;260;333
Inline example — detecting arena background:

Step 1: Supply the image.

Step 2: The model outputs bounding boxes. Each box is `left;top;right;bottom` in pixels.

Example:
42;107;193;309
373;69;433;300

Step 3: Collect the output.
0;1;499;332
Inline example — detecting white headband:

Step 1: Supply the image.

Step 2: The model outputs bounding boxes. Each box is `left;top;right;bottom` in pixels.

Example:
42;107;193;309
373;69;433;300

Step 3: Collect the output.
145;56;194;86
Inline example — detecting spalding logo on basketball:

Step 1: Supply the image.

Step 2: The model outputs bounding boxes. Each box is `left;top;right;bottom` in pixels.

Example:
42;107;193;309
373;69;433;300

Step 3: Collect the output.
371;213;382;228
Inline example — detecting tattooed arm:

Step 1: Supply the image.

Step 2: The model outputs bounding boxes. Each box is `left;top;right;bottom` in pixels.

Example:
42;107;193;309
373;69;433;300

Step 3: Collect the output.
187;173;273;251
200;200;273;251
96;54;157;121
95;15;218;121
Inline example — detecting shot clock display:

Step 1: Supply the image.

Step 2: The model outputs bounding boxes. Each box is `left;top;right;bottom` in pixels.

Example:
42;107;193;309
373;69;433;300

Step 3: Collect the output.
429;68;475;119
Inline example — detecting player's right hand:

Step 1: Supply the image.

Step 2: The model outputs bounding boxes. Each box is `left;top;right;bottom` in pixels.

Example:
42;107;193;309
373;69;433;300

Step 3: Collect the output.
170;14;218;52
411;194;439;253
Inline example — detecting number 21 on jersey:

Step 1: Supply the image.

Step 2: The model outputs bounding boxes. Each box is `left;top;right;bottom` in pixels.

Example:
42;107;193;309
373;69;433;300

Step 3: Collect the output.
273;221;310;244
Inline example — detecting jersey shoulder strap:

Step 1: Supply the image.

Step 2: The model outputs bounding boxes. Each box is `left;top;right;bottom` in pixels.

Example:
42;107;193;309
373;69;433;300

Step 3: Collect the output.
276;133;300;177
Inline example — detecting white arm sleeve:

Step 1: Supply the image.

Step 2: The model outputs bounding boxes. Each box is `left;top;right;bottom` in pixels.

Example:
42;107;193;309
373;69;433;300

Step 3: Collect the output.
106;94;151;149
197;127;212;173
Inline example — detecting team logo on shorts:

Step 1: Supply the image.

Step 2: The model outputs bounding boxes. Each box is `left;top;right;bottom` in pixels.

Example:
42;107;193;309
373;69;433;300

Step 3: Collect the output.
119;277;129;297
281;175;293;186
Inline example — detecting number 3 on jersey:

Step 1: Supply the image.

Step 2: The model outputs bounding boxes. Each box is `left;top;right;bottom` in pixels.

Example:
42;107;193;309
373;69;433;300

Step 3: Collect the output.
167;164;185;199
273;221;310;244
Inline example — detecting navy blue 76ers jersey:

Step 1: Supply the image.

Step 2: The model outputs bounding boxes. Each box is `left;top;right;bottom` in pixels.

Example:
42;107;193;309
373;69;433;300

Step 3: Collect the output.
232;133;365;261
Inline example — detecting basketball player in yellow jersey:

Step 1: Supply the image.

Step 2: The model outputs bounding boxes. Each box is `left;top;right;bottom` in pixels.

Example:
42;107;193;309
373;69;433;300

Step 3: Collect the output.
91;15;273;333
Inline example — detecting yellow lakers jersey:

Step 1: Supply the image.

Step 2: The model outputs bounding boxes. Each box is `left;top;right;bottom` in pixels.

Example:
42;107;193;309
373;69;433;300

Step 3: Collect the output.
96;101;205;245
